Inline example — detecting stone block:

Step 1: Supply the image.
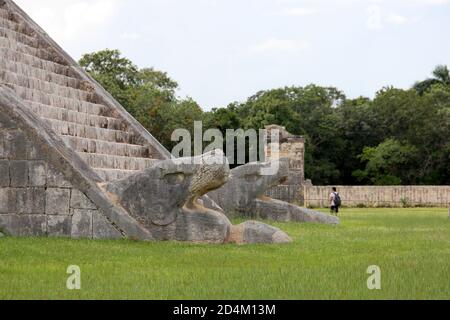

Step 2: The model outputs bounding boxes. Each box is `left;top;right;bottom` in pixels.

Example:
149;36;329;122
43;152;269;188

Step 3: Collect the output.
71;209;93;239
4;130;28;160
0;160;9;187
26;141;45;160
47;215;72;237
0;215;12;235
0;188;16;213
47;165;72;188
93;211;122;239
0;214;47;237
228;221;292;244
45;188;71;215
28;161;47;187
0;132;5;159
17;188;46;214
70;190;96;210
10;161;28;187
0;112;16;130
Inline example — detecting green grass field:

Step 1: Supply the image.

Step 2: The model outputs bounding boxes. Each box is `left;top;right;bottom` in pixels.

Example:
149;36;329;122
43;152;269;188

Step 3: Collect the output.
1;208;449;300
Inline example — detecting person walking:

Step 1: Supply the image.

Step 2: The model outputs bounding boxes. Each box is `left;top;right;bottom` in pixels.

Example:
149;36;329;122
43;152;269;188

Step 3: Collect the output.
329;187;341;216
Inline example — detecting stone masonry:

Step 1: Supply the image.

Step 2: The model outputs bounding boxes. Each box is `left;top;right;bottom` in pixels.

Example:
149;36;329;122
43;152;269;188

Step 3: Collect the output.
0;123;122;238
265;125;305;185
265;125;305;203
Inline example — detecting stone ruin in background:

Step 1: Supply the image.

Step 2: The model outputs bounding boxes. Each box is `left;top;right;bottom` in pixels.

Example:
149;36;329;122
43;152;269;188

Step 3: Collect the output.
0;0;338;243
264;125;311;204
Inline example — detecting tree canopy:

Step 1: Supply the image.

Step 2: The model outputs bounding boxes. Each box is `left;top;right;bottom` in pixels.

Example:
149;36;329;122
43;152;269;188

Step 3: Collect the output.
79;49;202;149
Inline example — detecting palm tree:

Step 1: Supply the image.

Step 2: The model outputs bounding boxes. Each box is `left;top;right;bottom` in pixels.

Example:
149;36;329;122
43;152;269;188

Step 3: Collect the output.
413;65;450;95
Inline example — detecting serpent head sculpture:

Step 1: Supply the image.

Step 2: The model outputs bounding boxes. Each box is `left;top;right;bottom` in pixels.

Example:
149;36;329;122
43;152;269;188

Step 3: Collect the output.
105;150;293;244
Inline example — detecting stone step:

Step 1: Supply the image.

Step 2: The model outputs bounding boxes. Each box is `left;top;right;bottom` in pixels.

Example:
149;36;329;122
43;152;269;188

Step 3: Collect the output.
28;103;125;131
62;136;150;158
0;69;93;101
42;118;136;144
0;26;51;53
0;56;81;90
77;153;158;171
94;168;140;182
8;85;103;113
0;8;12;21
0;17;38;43
0;36;68;72
26;99;108;118
0;46;73;77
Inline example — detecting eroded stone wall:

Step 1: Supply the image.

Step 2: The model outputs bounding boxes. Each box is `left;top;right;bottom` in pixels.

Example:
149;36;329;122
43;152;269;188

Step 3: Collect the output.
265;125;305;203
304;185;450;208
0;124;122;238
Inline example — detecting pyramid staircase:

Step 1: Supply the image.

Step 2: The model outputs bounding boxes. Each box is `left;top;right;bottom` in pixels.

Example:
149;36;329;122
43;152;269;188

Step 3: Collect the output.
0;1;297;244
0;0;170;182
0;0;251;243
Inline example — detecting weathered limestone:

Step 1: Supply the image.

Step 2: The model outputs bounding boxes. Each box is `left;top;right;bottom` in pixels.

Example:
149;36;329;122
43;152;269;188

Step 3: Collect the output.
229;221;292;244
265;125;305;185
93;211;123;239
208;159;339;224
304;185;450;208
0;87;124;239
264;125;306;204
47;215;71;237
0;159;9;186
104;150;231;243
0;214;47;236
46;188;70;215
70;189;97;210
104;150;291;244
254;198;340;224
0;0;168;182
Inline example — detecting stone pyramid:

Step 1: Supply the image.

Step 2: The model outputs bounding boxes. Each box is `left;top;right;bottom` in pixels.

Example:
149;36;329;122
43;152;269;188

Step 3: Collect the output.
0;0;292;244
0;0;175;239
1;0;171;180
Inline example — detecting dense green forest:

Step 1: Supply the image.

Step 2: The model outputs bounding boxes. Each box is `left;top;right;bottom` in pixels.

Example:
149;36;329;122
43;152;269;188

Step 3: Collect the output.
79;49;450;185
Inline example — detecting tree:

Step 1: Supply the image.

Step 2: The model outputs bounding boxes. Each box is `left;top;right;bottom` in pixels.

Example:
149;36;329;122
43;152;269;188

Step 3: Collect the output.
413;64;450;95
353;139;418;185
79;49;139;110
79;49;203;151
337;97;379;184
206;85;347;184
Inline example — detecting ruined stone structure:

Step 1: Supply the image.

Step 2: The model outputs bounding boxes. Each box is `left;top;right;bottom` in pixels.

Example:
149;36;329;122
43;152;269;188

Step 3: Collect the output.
0;0;292;244
265;125;306;203
265;125;305;184
208;159;339;225
304;185;450;208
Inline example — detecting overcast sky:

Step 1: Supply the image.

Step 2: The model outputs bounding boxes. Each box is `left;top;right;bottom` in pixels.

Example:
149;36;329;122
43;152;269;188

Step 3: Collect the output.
14;0;450;110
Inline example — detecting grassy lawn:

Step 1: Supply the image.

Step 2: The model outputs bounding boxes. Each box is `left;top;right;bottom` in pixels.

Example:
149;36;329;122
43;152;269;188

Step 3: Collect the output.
0;208;449;300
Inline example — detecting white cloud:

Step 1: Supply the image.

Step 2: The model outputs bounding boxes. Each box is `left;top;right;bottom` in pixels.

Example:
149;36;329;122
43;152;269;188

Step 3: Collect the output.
278;7;318;16
413;0;450;5
121;32;141;40
366;5;383;30
64;1;119;37
249;38;311;54
366;7;419;29
387;13;408;24
16;0;120;44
